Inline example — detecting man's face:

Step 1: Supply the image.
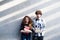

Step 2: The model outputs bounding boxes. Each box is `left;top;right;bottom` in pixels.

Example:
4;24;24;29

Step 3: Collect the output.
36;14;41;19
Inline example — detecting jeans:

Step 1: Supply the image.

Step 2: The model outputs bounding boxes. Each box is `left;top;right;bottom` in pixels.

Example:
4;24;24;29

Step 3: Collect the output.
32;36;44;40
21;33;31;40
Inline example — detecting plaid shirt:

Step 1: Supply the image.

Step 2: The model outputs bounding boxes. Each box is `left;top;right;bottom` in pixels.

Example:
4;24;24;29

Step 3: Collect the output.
33;17;46;36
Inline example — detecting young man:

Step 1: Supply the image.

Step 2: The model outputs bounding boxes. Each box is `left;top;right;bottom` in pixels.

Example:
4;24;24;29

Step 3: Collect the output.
33;10;46;40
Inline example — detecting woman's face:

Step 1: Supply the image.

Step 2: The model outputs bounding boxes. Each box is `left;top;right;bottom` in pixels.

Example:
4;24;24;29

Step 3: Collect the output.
25;17;29;23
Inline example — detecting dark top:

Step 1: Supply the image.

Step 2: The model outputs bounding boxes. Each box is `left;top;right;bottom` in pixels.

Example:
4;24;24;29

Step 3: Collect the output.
20;23;31;36
20;23;29;30
20;23;35;37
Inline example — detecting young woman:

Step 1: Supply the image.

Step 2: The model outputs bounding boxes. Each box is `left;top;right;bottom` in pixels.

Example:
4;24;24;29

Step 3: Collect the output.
20;16;33;40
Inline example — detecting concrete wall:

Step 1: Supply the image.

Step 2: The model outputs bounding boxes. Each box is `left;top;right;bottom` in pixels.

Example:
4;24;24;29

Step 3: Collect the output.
0;0;60;40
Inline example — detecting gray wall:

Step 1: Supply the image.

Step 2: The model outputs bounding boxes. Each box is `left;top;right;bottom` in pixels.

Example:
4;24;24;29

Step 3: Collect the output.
0;0;60;40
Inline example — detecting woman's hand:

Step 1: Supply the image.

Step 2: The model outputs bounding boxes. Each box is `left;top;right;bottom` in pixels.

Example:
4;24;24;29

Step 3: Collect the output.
25;30;32;33
20;30;24;32
20;30;32;33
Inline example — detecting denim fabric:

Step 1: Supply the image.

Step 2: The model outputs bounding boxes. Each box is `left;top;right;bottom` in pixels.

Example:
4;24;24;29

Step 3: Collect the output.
21;33;31;40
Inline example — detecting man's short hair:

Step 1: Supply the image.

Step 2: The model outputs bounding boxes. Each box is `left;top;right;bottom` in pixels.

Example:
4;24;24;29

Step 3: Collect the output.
35;10;42;15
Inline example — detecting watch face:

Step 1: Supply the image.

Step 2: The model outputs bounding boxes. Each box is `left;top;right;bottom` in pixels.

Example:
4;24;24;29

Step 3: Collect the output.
35;28;41;33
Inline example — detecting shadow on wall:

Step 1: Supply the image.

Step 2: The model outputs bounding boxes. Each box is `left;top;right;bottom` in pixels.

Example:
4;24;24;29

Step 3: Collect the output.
0;18;22;40
0;0;41;17
0;0;13;5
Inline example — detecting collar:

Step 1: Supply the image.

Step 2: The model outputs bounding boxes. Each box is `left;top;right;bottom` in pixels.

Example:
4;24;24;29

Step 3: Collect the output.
35;17;42;21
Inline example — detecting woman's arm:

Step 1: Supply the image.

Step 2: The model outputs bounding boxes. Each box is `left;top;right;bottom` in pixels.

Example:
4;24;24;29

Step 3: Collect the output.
20;23;24;31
